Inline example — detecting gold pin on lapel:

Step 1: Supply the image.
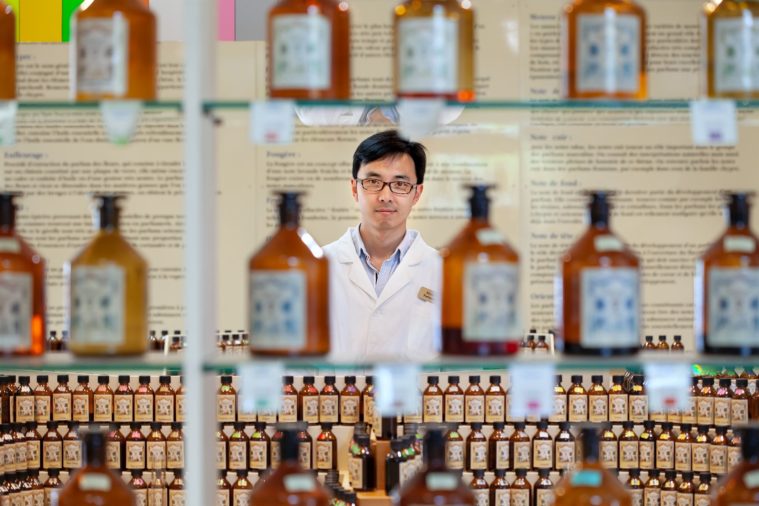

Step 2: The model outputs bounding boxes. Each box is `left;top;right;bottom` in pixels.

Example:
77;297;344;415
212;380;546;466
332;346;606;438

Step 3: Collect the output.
418;287;434;303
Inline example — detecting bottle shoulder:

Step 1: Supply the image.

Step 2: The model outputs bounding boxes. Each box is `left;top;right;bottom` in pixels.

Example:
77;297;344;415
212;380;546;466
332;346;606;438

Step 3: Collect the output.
70;232;147;269
562;228;639;268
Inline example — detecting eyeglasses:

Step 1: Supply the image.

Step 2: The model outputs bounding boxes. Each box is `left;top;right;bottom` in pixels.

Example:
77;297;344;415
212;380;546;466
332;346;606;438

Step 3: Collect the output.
356;178;417;195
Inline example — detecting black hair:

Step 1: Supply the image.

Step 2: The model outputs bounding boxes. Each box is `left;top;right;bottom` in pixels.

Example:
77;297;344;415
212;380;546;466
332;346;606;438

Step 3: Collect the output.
352;130;427;184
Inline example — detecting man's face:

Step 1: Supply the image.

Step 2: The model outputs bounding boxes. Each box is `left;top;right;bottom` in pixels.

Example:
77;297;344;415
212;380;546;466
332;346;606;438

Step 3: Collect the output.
352;154;423;231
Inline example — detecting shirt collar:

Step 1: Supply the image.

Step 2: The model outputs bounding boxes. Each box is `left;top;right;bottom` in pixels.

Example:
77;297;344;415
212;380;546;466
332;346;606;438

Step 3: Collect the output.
351;225;416;265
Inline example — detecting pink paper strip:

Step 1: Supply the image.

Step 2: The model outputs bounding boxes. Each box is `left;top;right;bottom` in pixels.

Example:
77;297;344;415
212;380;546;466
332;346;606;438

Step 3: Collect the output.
218;0;235;41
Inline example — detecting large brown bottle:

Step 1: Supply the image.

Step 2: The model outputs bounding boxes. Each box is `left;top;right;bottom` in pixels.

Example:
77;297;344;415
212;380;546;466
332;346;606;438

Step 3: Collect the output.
558;191;640;355
0;194;46;356
58;431;136;506
267;0;350;100
393;0;475;102
0;2;14;100
441;185;521;356
553;427;633;506
248;192;329;356
561;0;647;99
703;1;759;98
695;192;759;355
712;426;759;506
71;0;157;100
67;195;148;356
248;425;331;506
397;428;475;506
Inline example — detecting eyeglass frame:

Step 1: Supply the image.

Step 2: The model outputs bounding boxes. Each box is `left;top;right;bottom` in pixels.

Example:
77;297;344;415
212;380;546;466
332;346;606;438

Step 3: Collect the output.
355;177;419;195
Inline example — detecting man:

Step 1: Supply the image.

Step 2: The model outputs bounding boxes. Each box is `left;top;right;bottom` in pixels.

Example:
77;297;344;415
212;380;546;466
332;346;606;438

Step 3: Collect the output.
323;130;441;362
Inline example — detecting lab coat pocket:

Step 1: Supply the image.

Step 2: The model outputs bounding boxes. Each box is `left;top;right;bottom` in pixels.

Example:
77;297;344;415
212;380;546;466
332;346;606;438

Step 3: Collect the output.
405;298;440;361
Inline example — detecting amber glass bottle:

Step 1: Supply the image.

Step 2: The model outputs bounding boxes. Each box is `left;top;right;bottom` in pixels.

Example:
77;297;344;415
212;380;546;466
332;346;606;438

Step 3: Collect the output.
113;375;133;424
490;468;510;506
510;421;531;470
703;1;759;98
68;195;148;356
489;421;510;471
93;375;113;423
619;421;638;471
626;469;644;506
608;375;628;423
393;0;475;101
34;376;52;424
485;375;506;424
464;376;485;424
232;470;253;506
696;193;759;355
656;423;675;471
0;2;15;100
154;376;174;424
561;0;647;99
315;423;337;471
319;376;339;425
559;192;640;354
732;378;750;424
466;422;487;472
128;470;147;506
125;423;145;471
217;375;237;424
644;469;661;506
600;423;618;470
249;422;270;471
168;470;184;506
712;425;759;506
441;186;520;356
166;422;183;470
698;378;716;426
52;375;72;423
422;376;443;424
554;427;633;506
555;422;576;471
267;0;350;100
72;0;157;100
133;376;153;423
248;193;329;356
145;422;165;471
533;419;553;470
62;422;82;471
629;375;648;423
0;194;46;356
694;473;711;506
675;424;693;473
397;428;474;506
568;375;589;423
248;426;331;506
552;375;568;424
588;375;608;423
58;431;135;506
106;423;125;469
340;376;361;425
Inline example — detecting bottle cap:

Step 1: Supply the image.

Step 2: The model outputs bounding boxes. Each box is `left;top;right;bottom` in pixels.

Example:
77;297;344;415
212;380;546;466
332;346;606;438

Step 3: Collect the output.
490;375;501;384
468;375;480;384
56;375;69;383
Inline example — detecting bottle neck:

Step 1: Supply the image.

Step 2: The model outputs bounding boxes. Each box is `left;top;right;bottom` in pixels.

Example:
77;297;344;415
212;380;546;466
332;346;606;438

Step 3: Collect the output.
279;196;301;229
589;201;609;229
728;196;750;229
84;441;106;467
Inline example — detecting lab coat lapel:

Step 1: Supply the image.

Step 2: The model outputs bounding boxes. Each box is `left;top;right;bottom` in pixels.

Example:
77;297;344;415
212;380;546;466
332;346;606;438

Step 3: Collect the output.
375;236;424;308
335;230;377;301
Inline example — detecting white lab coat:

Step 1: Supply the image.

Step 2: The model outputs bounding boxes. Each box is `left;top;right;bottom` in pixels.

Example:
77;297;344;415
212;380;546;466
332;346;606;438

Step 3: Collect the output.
323;228;442;363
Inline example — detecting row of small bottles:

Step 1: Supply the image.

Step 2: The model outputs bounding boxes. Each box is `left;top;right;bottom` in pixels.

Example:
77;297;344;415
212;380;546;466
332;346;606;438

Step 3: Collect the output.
642;336;686;352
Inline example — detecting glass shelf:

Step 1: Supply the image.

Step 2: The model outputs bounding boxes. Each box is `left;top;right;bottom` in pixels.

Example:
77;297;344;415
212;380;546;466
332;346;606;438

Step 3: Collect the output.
202;352;759;374
202;99;759;112
0;353;182;373
12;101;183;111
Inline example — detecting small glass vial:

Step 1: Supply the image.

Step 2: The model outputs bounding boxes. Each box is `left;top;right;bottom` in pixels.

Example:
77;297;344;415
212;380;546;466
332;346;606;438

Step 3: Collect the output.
42;422;62;470
639;420;656;471
128;470;148;506
671;335;684;352
657;335;670;351
643;335;656;350
71;375;94;423
485;375;506;424
299;376;319;424
228;422;249;471
114;375;134;424
217;376;237;424
62;422;81;471
629;375;648;423
315;423;337;471
444;376;464;424
106;424;125;469
568;375;588;423
280;376;298;423
588;375;608;423
216;425;228;471
340;376;361;425
709;426;728;476
550;374;567;423
52;376;72;423
555;421;576;471
600;422;618;470
146;422;166;471
731;378;750;424
626;468;644;506
713;378;732;428
466;422;488;472
532;419;553;470
133;376;154;423
464;375;485;424
125;423;146;471
682;377;699;425
33;376;52;424
619;421;639;470
154;376;175;424
608;374;628;423
656;422;675;471
444;426;465;471
644;469;661;506
697;377;716;426
422;376;444;424
692;425;711;474
93;376;113;423
489;421;510;471
510;421;531;470
319;376;339;424
166;422;184;470
249;422;270;471
175;376;186;423
469;470;489;506
675;424;694;473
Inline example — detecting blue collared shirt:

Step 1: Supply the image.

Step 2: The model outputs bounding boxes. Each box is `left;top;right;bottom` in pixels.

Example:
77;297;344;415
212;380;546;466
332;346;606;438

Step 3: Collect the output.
351;226;418;296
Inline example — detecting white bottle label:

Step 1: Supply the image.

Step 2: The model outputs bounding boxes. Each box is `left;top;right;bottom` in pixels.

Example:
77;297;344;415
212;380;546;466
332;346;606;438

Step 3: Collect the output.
710;445;727;474
63;439;81;468
349;456;363;488
250;441;267;470
601;440;618;468
513;441;531;469
341;396;360;424
94;394;113;421
319;395;338;423
533;439;553;468
114;395;133;422
675;442;691;471
581;267;640;347
445;440;464;470
656;441;674;469
463;262;520;341
693;442;709;472
536;489;555;506
445;394;464;422
73;17;128;96
495;440;510;469
73;394;89;421
279;395;297;422
156;397;174;423
472;489;489;506
620;440;638;469
486;395;505;423
732;398;749;423
576;14;641;93
315;441;333;470
639;441;654;469
397;17;459;94
609;393;628;421
589;396;608;422
271;14;331;90
228;441;246;470
569;394;588;422
106;440;121;468
53;393;71;421
0;272;32;350
469;441;488;470
134;394;153;422
556;441;575;469
494;489;510;506
71;265;126;345
423;395;443;423
550;394;567;422
126;441;145;469
465;395;485;423
707;267;759;346
233;491;251;506
167;441;184;469
714;17;759;93
249;270;306;350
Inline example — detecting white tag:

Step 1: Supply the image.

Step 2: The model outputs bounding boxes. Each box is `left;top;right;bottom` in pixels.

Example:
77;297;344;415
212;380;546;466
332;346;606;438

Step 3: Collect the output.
250;100;295;145
398;99;445;140
0;102;17;146
374;363;421;416
724;236;756;253
690;100;738;146
476;229;505;246
284;473;315;492
644;362;691;412
239;361;285;414
594;235;624;252
508;363;556;418
100;101;142;145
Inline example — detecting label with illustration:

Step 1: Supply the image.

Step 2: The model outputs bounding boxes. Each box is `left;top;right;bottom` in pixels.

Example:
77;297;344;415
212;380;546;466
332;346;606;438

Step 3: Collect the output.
63;440;81;469
35;396;50;423
249;441;268;470
513;441;531;469
156;397;174;423
589;396;608;422
228;441;246;470
608;393;628;422
533;440;553;469
126;441;145;469
94;394;113;421
106;440;121;469
733;398;749;424
445;394;464;423
217;394;236;423
134;394;153;422
397;17;459;94
445;440;465;470
486;395;505;423
675;443;691;471
714;19;759;93
555;441;575;470
147;441;166;470
341;396;360;424
569;394;588;422
73;17;129;96
495;441;510;470
707;267;759;346
319;395;338;423
630;396;649;422
0;272;32;351
250;270;306;350
576;14;641;93
620;441;639;469
271;14;331;91
469;441;488;470
581;267;639;347
465;395;485;423
52;393;71;421
639;441;654;469
550;394;567;422
656;441;674;469
423;395;443;423
714;398;731;426
70;265;126;345
463;262;520;341
315;441;333;470
114;395;132;423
